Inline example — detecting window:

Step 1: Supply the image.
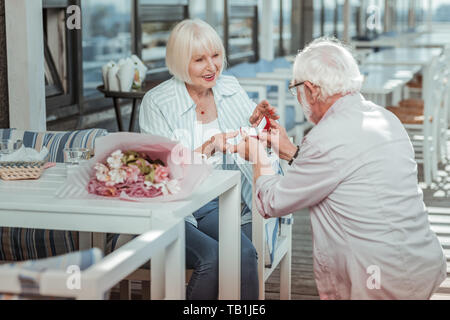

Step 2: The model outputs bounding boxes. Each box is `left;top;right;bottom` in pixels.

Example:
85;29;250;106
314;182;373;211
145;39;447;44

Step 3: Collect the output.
81;0;132;98
42;0;80;122
273;0;292;56
433;0;450;22
415;0;427;28
137;0;189;76
224;0;258;65
313;0;323;39
396;0;409;32
336;0;345;39
323;0;336;37
205;0;225;38
349;0;360;39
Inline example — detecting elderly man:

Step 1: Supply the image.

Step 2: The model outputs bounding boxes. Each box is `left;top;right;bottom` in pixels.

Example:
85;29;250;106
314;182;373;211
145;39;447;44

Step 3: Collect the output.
231;38;447;299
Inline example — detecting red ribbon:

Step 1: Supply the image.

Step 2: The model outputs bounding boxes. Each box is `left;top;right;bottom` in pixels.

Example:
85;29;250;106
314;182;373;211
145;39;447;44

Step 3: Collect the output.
263;116;271;131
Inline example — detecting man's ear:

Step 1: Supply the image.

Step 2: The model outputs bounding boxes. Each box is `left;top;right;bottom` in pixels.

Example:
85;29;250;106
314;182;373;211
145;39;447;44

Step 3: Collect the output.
304;81;318;103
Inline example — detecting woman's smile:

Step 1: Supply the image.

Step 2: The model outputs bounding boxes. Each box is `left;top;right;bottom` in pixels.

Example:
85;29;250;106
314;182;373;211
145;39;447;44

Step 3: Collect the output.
202;73;216;82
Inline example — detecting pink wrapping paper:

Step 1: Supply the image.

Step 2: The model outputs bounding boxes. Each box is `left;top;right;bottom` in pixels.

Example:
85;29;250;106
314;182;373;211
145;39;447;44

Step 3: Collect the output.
55;132;212;202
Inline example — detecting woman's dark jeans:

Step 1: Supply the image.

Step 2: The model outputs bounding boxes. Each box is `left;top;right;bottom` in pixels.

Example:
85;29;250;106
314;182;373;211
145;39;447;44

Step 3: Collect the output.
185;198;259;300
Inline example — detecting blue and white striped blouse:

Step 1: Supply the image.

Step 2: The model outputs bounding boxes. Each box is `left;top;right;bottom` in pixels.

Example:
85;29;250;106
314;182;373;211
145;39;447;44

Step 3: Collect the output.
139;74;265;227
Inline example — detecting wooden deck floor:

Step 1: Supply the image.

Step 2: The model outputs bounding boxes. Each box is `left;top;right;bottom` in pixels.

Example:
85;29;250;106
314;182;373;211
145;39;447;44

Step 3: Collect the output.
265;136;450;300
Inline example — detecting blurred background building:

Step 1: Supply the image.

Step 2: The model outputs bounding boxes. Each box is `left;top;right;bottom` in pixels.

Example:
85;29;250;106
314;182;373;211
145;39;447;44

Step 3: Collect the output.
0;0;449;131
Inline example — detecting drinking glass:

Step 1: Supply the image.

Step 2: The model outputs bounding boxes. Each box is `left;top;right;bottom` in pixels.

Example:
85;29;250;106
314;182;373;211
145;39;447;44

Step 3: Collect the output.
63;148;92;167
0;139;23;155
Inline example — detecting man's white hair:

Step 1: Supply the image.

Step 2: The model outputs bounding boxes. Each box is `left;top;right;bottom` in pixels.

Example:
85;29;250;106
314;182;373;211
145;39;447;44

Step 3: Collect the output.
166;19;227;84
293;38;363;101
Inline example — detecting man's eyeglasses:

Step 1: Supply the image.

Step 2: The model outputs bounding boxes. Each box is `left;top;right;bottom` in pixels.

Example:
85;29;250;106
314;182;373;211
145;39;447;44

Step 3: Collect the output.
288;81;305;96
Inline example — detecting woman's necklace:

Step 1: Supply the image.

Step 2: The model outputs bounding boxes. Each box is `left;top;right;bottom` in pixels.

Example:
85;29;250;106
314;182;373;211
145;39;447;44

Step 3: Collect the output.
195;90;216;120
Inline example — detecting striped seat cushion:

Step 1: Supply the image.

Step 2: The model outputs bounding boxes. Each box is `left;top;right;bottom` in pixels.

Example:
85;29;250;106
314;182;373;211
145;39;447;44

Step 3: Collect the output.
0;128;108;262
0;128;107;163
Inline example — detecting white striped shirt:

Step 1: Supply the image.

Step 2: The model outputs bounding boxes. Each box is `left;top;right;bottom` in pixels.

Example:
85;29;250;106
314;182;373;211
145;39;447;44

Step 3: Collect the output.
139;74;263;226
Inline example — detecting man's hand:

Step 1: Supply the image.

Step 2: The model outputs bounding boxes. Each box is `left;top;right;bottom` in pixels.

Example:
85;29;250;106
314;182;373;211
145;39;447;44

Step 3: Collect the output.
249;100;280;127
228;133;270;165
228;133;275;180
258;121;298;161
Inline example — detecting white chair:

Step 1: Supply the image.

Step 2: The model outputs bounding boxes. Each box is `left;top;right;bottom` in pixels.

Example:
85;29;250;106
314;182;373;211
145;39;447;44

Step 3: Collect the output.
0;221;185;300
239;83;293;299
390;57;445;186
252;186;292;300
437;48;450;163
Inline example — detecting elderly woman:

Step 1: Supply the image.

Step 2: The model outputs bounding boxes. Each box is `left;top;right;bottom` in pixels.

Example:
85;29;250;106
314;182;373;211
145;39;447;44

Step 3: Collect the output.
137;19;278;300
232;38;446;299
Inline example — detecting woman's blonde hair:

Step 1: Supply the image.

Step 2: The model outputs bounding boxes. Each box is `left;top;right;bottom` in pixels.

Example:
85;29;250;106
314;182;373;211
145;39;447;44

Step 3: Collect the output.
165;19;227;83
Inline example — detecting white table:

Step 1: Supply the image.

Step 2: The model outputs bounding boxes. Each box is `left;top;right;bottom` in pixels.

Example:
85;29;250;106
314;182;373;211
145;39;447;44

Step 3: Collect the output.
359;64;422;106
351;33;416;49
0;164;242;300
363;48;442;67
411;33;450;48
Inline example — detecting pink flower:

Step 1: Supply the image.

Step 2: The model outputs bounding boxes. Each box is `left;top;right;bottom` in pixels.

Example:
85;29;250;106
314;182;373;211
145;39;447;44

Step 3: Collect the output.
87;149;173;199
126;165;140;183
94;163;110;182
154;165;170;183
108;168;127;185
88;178;119;197
107;149;124;169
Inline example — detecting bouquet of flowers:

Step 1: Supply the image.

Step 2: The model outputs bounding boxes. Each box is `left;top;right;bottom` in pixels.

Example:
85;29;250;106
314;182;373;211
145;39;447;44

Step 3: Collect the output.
87;149;180;198
56;132;211;202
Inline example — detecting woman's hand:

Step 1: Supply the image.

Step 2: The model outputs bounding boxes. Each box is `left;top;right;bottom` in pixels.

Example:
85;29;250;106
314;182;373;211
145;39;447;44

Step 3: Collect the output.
194;131;239;158
211;131;239;154
249;100;280;127
196;131;239;158
229;133;275;179
258;121;298;161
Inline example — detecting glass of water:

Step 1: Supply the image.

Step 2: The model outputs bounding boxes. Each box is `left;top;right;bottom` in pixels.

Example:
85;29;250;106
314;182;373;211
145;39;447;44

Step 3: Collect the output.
63;148;92;167
0;139;23;155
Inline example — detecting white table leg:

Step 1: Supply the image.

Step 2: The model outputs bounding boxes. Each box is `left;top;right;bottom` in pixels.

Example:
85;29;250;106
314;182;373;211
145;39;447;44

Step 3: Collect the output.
219;179;241;300
280;225;292;300
252;184;266;300
164;221;185;300
151;250;165;300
